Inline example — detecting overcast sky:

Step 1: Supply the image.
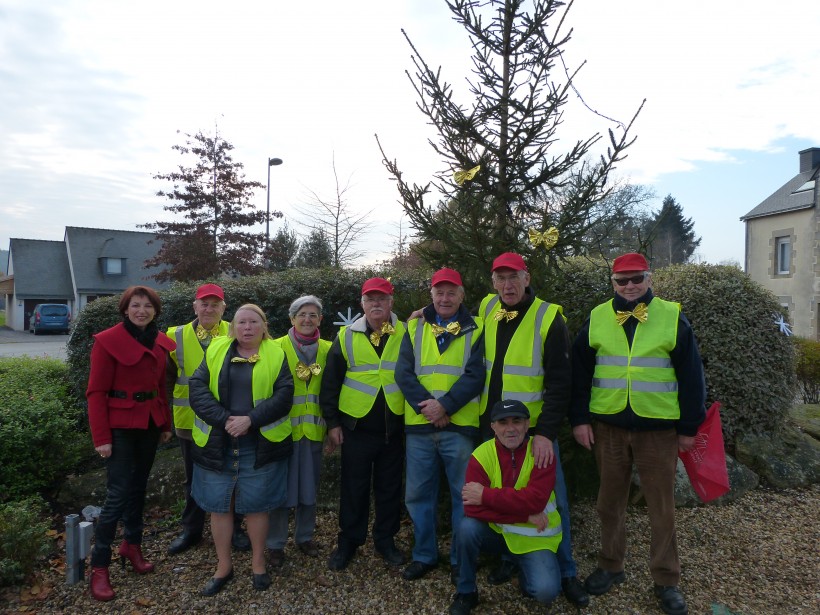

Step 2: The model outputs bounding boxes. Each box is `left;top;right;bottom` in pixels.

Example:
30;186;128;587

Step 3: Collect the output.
2;0;819;267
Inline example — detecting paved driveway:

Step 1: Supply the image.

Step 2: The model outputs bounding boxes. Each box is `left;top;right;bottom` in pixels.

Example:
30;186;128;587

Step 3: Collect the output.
0;327;68;359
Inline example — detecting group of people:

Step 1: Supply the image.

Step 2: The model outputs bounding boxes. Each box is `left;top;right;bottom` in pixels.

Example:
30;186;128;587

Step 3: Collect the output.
84;250;705;615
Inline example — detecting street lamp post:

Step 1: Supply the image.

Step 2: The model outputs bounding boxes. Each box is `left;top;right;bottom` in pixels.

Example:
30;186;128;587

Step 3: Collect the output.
266;157;283;245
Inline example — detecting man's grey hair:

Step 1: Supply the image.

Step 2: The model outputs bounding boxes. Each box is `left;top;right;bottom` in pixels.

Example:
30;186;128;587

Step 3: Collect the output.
491;269;528;282
288;295;323;318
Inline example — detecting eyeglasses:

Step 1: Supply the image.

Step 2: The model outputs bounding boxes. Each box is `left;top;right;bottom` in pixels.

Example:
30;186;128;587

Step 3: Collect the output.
295;312;320;320
612;273;648;286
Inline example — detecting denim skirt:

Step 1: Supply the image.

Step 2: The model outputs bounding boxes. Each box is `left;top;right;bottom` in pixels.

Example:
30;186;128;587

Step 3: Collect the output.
192;437;288;514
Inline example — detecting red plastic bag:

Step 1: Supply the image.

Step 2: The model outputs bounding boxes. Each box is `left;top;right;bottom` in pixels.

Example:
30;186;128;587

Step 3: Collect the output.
679;401;730;502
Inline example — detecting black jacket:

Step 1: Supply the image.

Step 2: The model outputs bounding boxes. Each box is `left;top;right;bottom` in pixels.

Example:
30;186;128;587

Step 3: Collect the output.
189;339;294;470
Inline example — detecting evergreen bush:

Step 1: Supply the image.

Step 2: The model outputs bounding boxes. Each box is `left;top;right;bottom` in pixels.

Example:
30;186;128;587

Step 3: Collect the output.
0;358;88;501
0;496;51;586
65;267;434;404
793;337;820;404
652;263;796;445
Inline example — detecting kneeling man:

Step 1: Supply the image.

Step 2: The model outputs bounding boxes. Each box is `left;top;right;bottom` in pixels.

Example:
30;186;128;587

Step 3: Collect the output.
450;400;561;615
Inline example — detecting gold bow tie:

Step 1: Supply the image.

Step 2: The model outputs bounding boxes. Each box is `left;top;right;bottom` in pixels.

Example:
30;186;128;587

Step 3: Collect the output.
494;308;518;322
615;303;648;325
431;321;461;337
528;227;559;250
296;361;322;381
231;354;260;364
369;322;395;346
196;323;221;341
453;164;480;185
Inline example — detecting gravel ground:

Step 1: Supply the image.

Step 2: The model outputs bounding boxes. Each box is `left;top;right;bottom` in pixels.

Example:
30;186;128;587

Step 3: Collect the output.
3;485;818;615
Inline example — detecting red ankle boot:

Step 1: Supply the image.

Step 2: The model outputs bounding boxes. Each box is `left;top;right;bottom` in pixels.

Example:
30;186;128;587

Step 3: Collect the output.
89;566;115;601
118;541;155;574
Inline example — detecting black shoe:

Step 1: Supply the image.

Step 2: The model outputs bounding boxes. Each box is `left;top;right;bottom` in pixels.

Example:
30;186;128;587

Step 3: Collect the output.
654;585;688;615
585;568;625;595
200;569;234;596
562;576;590;607
328;546;355;571
450;564;459;586
267;548;285;568
252;572;272;591
487;559;518;585
402;561;436;581
167;531;202;555
449;591;479;615
376;543;407;567
231;529;251;552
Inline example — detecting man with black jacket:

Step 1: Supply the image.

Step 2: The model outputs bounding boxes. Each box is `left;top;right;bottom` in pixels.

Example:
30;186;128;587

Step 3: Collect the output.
570;252;705;615
321;277;407;571
477;252;589;608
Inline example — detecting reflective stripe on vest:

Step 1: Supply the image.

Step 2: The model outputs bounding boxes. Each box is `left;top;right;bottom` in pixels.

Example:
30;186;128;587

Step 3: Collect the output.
192;336;291;447
338;321;406;418
479;293;563;426
471;438;562;554
167;321;229;430
588;298;681;419
403;317;482;427
276;334;330;442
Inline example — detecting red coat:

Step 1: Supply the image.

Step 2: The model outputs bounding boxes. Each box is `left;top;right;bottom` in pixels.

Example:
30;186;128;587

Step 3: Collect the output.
87;322;176;447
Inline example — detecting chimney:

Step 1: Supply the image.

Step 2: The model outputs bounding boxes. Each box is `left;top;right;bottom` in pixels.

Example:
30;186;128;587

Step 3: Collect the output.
798;147;820;173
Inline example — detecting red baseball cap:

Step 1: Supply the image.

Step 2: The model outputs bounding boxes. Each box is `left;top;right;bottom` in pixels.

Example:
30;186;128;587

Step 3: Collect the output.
361;277;394;296
431;267;463;287
491;252;527;272
196;283;224;300
612;253;650;273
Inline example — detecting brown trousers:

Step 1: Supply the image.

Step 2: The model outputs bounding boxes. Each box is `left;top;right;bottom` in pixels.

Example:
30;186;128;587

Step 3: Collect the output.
593;422;681;586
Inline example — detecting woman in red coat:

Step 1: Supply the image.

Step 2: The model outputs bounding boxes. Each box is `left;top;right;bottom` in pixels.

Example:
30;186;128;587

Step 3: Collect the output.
86;286;176;602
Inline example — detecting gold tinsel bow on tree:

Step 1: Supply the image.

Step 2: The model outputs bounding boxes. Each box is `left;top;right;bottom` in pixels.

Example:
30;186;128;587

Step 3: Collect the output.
453;164;480;186
369;322;395;346
528;227;559;250
231;354;260;364
296;361;322;382
615;303;648;326
431;322;461;337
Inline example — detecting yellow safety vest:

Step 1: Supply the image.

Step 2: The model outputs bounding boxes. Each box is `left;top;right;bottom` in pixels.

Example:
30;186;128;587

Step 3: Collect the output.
192;336;291;447
276;334;331;442
472;438;561;554
588;298;681;419
479;294;563;427
167;320;229;430
338;321;406;418
404;317;482;427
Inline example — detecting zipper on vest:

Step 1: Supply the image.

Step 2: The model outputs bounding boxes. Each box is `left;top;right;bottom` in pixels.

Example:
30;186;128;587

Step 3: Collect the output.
511;449;516;469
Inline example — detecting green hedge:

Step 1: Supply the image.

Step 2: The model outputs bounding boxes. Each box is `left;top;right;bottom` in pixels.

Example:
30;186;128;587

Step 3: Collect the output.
0;358;88;502
0;496;51;586
66;267;434;402
794;337;820;404
652;264;796;444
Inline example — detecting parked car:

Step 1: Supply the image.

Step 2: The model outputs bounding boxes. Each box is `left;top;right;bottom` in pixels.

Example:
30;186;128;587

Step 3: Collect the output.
29;304;71;335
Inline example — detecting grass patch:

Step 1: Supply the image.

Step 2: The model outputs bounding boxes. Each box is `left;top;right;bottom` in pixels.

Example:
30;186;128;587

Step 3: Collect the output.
0;310;5;327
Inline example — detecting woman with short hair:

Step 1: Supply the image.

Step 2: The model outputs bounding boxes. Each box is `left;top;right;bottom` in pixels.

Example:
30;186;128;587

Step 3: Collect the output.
86;285;176;602
190;304;294;595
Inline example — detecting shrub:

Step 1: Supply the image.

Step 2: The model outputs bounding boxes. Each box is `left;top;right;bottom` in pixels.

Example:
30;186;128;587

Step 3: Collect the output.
0;358;88;501
652;264;796;445
65;267;434;404
547;256;613;337
0;496;51;586
794;337;820;404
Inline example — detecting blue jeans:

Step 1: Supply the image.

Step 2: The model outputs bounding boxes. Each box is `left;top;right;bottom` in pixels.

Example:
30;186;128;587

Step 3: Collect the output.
553;441;577;579
456;516;561;604
405;430;474;565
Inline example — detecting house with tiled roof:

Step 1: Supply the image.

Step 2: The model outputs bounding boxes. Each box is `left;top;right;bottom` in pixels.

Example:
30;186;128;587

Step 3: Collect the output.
740;147;820;340
1;227;169;332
